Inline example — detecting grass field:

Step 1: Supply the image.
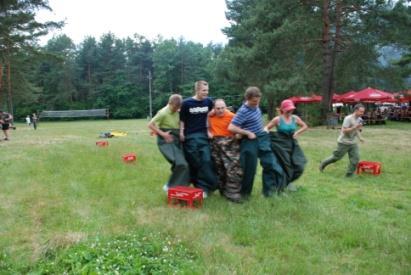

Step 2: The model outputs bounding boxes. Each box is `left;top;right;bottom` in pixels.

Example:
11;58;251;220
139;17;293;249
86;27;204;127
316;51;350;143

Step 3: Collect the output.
0;120;410;274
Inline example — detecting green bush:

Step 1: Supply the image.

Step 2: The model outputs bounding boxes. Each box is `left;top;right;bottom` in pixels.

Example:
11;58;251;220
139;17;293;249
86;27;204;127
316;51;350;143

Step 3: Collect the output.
32;231;201;274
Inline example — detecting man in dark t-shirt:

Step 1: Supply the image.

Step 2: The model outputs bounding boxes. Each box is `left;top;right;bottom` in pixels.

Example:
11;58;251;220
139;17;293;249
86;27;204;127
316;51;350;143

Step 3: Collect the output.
179;80;217;197
0;110;12;141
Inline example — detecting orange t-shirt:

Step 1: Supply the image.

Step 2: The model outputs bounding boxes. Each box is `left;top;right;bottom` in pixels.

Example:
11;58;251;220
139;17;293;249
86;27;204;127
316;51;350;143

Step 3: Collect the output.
209;110;235;137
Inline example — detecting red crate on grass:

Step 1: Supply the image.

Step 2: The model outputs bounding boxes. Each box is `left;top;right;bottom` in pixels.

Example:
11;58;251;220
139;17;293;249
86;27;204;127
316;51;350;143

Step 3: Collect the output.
168;186;203;208
122;153;136;163
96;140;109;147
356;161;382;175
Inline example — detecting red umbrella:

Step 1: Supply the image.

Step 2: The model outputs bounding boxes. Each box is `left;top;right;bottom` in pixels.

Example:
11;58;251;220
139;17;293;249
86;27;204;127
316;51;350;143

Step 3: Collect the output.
341;87;394;103
288;95;322;103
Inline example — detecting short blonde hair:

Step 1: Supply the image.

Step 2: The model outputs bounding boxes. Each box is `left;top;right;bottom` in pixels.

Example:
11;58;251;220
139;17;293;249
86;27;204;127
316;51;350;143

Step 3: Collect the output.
194;80;208;92
168;94;182;106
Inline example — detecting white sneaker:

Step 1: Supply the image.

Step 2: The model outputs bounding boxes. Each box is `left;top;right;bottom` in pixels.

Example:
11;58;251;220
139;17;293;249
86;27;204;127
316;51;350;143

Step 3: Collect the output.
162;184;169;193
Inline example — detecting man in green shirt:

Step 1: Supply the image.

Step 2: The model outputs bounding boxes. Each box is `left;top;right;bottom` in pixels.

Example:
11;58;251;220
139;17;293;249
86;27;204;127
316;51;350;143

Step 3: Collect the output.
148;94;190;191
319;103;365;177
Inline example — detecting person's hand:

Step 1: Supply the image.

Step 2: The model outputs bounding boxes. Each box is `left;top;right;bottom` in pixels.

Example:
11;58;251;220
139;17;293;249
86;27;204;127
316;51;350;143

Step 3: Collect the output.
247;131;257;139
263;127;269;133
355;124;363;130
163;131;174;143
207;130;213;139
234;133;243;140
293;132;299;139
359;138;365;143
179;132;185;142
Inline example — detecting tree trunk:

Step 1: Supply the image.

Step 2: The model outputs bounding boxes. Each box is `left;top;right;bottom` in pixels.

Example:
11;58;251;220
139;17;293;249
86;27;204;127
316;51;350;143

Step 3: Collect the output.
0;63;3;107
321;0;333;122
321;0;343;124
7;60;13;115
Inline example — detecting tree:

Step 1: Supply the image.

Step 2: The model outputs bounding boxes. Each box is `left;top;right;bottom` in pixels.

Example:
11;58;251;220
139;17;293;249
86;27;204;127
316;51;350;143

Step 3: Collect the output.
0;0;61;113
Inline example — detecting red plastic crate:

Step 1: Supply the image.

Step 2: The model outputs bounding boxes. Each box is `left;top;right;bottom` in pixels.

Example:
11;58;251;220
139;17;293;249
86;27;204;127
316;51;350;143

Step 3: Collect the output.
167;186;203;208
122;153;137;163
356;161;382;175
96;140;109;147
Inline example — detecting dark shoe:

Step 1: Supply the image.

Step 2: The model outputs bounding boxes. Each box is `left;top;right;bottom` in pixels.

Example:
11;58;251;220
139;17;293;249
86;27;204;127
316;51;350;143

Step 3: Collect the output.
226;196;243;204
345;173;354;178
319;162;325;172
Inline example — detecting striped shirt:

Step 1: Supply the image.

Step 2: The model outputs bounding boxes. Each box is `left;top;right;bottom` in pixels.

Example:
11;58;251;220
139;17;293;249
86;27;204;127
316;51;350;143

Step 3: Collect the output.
231;104;264;134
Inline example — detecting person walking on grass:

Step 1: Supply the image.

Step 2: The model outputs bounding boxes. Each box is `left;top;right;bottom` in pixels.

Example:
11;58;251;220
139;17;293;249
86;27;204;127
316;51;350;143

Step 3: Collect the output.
148;94;190;192
0;110;12;141
180;80;218;198
264;99;308;192
228;87;286;198
31;113;38;130
319;103;365;177
208;99;243;203
26;115;31;127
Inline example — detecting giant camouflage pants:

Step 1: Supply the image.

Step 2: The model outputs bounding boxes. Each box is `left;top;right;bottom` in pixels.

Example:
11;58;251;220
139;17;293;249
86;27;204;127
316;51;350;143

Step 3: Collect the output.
211;137;242;201
157;129;190;187
183;132;218;193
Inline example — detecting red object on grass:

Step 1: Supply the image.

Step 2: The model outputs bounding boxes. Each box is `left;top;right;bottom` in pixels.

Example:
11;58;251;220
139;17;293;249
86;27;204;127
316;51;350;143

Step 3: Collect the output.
167;186;203;208
356;161;382;175
96;140;109;147
122;153;137;163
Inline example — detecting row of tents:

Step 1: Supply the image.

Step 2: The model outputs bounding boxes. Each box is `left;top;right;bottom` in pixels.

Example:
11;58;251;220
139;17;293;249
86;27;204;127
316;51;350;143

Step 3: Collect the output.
288;87;411;104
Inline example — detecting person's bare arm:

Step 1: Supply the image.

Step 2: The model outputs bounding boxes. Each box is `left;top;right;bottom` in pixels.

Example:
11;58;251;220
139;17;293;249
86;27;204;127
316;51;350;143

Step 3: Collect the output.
148;121;174;143
228;123;256;139
179;121;185;142
293;116;308;139
264;116;279;132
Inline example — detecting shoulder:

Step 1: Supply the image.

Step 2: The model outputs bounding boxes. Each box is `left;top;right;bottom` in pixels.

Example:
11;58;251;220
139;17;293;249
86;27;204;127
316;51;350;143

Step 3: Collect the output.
225;110;235;118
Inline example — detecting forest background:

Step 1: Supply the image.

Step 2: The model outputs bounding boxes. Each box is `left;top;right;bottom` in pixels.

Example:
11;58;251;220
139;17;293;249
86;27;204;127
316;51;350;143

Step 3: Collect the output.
0;0;410;122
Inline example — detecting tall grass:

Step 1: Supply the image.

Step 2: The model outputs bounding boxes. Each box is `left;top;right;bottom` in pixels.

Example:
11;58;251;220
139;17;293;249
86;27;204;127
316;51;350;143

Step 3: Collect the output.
0;120;410;274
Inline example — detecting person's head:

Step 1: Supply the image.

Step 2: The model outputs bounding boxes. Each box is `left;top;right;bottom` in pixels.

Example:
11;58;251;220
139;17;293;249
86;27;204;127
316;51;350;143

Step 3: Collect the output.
194;80;209;100
168;94;183;112
214;99;227;117
244;86;262;107
353;103;365;117
280;99;296;116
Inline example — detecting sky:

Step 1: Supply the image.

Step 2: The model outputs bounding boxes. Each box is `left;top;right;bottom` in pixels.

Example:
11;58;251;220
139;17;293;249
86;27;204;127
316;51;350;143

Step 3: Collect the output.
36;0;230;46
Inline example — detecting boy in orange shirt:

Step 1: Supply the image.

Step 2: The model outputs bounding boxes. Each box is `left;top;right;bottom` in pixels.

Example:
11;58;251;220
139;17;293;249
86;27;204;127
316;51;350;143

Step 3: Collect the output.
208;99;242;203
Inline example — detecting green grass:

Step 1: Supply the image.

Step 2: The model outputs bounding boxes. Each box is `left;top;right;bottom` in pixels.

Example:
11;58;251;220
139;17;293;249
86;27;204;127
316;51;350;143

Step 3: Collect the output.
0;120;410;274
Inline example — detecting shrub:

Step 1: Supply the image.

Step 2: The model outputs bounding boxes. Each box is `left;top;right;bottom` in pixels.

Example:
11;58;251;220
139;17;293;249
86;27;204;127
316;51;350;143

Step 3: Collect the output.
32;231;201;274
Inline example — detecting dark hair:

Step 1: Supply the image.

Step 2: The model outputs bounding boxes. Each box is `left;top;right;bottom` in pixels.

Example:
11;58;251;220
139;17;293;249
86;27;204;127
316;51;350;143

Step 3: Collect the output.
354;103;365;111
244;86;262;100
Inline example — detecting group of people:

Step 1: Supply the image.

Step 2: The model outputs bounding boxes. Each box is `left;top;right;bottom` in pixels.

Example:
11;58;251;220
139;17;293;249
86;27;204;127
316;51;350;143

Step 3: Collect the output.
25;113;38;130
148;80;367;202
148;80;311;203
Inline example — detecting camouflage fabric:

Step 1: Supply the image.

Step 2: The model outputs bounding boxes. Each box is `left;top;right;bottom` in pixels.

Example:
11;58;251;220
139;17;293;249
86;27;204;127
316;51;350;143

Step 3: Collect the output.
211;137;242;201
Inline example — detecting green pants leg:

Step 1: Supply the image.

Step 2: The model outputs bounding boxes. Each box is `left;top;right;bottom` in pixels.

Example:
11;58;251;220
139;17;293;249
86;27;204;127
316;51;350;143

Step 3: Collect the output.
157;133;190;187
321;143;359;174
239;138;259;196
347;143;359;175
258;133;287;196
183;133;218;192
